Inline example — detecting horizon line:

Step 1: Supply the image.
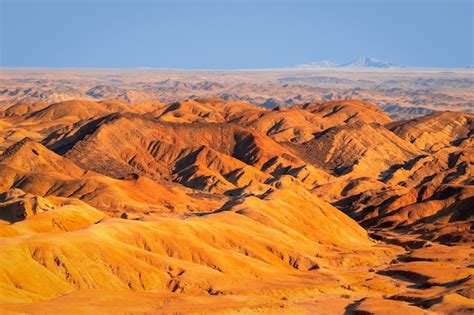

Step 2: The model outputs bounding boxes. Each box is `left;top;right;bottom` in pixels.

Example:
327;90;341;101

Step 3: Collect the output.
1;65;473;71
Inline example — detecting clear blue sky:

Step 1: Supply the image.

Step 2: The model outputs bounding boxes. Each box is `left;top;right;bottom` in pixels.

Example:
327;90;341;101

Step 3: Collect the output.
1;0;472;68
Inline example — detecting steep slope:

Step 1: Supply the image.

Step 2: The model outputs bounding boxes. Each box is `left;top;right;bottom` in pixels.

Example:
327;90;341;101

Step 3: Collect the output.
0;100;133;153
150;98;262;124
25;99;129;122
1;138;84;178
386;145;474;187
0;117;44;154
0;102;49;118
329;145;474;243
0;188;106;234
140;99;392;144
296;100;392;126
51;113;332;193
1;96;473;314
234;99;393;143
389;111;474;151
233;107;328;143
289;121;421;178
375;184;473;242
0;139;217;216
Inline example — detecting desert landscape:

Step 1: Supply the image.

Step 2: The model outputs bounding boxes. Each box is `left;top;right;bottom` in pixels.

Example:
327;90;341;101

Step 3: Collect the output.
1;67;473;119
1;0;473;313
0;67;473;314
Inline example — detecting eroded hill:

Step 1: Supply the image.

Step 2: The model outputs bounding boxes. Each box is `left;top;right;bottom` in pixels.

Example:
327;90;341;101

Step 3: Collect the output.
0;98;472;314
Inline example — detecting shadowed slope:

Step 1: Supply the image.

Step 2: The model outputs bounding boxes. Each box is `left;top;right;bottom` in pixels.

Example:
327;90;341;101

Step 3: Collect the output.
327;142;474;243
289;121;421;178
49;113;333;193
0;97;473;314
141;99;393;144
25;99;129;122
0;139;218;217
389;111;474;151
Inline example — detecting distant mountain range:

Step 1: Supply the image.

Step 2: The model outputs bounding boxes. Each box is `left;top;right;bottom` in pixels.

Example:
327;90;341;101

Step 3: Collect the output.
295;59;338;68
339;57;402;68
295;57;403;69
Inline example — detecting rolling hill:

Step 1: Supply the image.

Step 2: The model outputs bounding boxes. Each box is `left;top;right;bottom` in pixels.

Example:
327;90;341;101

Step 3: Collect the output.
0;97;472;314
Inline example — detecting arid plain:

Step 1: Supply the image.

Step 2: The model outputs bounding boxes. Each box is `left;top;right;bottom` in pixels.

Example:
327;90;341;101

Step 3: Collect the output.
0;68;473;314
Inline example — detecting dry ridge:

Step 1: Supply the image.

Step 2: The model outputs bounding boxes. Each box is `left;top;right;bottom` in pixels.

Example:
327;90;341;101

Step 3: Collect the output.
0;98;472;314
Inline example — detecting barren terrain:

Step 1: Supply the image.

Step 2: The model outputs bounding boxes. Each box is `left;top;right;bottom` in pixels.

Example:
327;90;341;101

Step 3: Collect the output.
0;69;473;314
1;68;473;119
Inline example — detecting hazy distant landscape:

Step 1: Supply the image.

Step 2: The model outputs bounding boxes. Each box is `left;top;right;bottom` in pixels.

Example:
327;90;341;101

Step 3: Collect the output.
1;0;473;314
1;66;473;120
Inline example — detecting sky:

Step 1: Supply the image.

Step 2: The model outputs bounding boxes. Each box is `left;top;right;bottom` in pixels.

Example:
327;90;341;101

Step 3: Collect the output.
1;0;472;68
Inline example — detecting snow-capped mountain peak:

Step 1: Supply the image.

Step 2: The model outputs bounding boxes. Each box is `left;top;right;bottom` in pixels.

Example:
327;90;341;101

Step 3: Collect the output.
339;57;401;68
